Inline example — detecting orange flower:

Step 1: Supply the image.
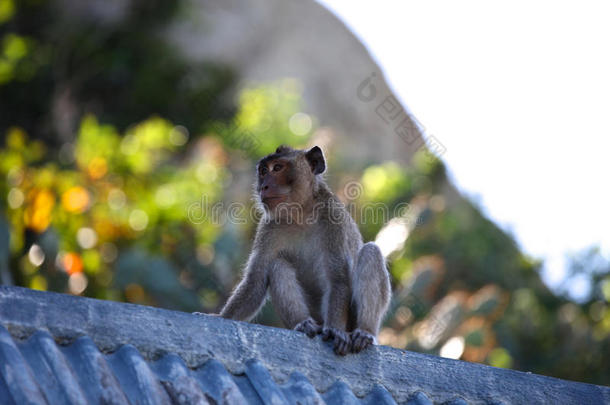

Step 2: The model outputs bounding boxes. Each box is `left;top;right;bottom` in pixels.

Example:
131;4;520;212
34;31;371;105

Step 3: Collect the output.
61;186;90;213
87;157;107;179
62;252;83;275
24;189;55;233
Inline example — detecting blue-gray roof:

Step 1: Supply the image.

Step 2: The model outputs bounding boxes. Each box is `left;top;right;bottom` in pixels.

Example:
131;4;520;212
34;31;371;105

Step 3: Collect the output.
0;286;608;405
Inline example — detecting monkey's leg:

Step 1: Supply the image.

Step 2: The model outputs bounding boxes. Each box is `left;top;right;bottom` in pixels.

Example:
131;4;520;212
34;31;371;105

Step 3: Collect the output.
321;282;352;355
320;256;352;355
351;242;391;352
269;259;321;338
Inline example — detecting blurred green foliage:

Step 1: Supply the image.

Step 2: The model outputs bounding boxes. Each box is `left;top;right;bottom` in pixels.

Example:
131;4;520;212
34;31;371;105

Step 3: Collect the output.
209;79;314;158
0;114;227;307
0;0;233;146
0;0;608;387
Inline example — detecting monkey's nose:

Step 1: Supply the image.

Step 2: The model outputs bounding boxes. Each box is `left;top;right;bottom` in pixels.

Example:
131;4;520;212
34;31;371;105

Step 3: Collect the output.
263;185;269;190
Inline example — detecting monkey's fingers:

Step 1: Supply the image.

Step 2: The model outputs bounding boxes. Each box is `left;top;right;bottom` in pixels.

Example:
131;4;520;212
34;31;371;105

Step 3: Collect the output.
333;330;351;356
321;327;335;341
334;338;351;356
294;318;320;338
352;335;371;352
351;329;375;353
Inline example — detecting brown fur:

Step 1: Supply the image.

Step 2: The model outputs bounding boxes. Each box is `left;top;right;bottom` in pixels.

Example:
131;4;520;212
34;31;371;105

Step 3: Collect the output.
218;145;391;354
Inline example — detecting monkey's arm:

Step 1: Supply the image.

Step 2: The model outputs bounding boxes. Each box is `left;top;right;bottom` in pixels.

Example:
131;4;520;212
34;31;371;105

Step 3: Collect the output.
220;254;268;321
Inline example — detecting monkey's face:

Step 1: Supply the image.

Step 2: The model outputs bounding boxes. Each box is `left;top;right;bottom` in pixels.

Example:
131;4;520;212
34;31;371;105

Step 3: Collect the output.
255;145;326;219
257;158;294;210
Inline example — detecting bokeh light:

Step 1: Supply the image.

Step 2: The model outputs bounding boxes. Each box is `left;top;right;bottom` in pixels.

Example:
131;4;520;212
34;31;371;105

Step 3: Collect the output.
61;187;89;214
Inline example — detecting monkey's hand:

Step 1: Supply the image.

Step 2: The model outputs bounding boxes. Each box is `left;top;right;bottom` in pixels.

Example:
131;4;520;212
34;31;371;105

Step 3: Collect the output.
321;327;351;356
351;328;376;353
294;318;322;338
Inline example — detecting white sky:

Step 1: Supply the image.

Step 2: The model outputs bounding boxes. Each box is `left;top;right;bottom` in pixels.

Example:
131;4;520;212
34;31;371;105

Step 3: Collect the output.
317;0;610;301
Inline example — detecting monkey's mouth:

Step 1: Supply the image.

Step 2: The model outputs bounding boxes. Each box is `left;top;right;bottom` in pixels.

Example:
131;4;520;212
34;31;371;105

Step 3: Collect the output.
262;196;286;204
261;195;290;209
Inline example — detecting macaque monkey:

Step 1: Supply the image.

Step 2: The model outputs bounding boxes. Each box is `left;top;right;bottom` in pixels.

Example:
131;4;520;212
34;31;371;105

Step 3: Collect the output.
217;145;391;355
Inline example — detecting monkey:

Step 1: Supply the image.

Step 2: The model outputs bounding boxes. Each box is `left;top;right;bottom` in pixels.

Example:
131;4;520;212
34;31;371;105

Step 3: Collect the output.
214;145;391;355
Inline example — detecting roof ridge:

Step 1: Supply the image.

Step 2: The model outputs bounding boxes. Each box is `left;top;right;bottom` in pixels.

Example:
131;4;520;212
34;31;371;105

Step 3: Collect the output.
1;286;608;404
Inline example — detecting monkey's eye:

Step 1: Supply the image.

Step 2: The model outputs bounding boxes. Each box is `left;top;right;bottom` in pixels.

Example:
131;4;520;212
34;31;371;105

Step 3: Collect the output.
273;163;283;172
259;166;268;176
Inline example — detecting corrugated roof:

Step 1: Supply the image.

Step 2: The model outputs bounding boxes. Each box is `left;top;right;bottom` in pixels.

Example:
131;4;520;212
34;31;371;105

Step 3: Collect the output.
0;326;406;404
0;286;608;405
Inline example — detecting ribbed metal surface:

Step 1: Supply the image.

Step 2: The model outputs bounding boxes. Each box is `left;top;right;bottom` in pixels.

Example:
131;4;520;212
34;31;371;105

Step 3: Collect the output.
0;325;439;405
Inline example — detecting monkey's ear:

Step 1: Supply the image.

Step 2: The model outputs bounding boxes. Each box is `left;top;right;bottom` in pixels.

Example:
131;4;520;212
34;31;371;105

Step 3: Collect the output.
305;146;326;175
275;145;292;154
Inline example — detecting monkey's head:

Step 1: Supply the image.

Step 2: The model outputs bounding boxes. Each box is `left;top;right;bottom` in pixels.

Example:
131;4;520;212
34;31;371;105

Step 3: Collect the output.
255;145;326;219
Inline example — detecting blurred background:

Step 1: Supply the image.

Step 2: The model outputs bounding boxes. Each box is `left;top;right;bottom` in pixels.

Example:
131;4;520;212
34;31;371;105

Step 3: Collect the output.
1;0;608;385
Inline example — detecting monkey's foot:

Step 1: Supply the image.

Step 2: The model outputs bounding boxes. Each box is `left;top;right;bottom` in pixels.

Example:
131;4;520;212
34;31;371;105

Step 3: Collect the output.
294;318;321;338
321;327;351;356
351;328;376;353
